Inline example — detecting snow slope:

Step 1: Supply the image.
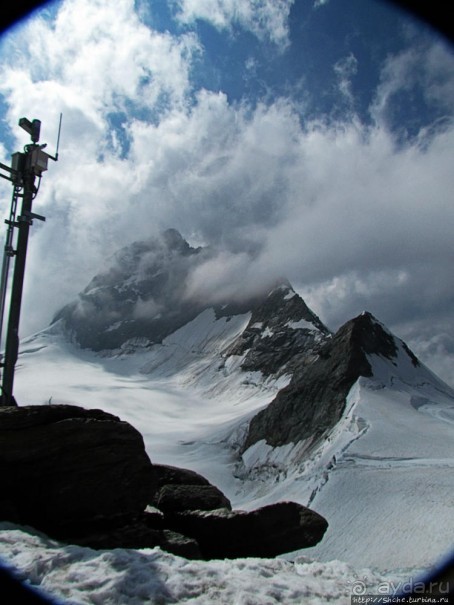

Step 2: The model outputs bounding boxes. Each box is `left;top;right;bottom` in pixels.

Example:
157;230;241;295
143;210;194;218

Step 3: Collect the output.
238;337;454;569
1;314;453;603
12;313;287;494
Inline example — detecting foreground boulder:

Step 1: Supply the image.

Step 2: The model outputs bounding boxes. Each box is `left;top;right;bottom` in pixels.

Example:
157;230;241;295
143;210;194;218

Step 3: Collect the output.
150;464;232;512
0;404;156;536
0;405;328;559
165;501;328;559
151;463;212;488
155;484;232;513
73;516;201;559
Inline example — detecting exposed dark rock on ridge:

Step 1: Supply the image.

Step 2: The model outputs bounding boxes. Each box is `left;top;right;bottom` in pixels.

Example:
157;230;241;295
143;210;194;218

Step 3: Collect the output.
225;282;330;376
242;312;407;451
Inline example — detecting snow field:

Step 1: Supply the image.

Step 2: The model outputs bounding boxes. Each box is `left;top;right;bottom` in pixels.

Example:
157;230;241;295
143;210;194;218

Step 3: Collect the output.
3;311;453;601
0;524;417;605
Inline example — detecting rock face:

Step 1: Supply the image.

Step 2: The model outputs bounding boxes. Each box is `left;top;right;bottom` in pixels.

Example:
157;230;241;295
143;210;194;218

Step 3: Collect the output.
0;405;328;559
0;404;156;535
72;517;202;559
224;281;330;377
165;501;328;559
243;312;407;451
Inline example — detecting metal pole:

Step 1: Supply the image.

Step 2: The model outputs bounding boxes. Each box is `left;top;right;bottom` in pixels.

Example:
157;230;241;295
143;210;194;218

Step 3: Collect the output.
0;186;20;351
0;116;59;406
0;161;35;406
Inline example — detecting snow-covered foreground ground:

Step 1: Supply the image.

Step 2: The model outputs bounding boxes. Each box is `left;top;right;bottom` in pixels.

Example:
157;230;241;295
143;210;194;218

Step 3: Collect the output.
1;316;453;603
0;523;424;605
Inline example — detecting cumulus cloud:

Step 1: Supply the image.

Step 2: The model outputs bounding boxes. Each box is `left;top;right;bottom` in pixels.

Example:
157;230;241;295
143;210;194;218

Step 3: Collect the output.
0;0;453;384
0;0;201;332
181;116;454;314
174;0;294;49
370;35;454;131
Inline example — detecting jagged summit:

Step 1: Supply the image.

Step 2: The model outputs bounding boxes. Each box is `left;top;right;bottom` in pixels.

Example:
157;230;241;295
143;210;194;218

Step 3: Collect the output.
241;311;425;451
225;282;330;376
50;231;435;400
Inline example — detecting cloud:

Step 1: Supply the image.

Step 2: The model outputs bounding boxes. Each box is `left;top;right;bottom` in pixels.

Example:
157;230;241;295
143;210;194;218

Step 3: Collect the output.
0;0;453;384
132;298;163;320
174;0;294;50
180;115;454;318
0;0;200;149
333;53;358;110
184;249;278;305
0;0;201;333
398;321;454;387
370;35;454;132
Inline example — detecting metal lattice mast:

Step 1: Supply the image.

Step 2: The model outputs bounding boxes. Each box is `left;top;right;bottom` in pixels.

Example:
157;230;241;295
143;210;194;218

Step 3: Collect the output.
0;116;61;406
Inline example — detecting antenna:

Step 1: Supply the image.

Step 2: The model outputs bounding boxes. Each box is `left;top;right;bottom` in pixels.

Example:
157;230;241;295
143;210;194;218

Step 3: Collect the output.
55;113;63;160
0;116;59;406
45;113;63;162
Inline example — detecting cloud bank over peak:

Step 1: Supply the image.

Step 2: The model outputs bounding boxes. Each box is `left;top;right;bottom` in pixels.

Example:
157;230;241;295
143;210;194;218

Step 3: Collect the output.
0;0;452;385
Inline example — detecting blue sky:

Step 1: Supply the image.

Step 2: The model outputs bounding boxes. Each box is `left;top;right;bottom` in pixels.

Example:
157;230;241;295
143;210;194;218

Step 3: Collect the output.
0;0;453;384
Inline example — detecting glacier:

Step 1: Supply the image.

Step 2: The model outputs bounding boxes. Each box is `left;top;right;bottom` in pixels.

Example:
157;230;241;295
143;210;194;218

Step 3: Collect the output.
1;306;453;603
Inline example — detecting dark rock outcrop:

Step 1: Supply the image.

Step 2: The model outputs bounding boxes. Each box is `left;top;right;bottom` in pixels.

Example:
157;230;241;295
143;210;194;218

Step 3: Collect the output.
0;405;328;559
73;517;201;559
224;282;330;376
242;312;401;451
155;484;232;513
0;404;156;535
149;463;232;513
151;463;212;488
165;501;328;559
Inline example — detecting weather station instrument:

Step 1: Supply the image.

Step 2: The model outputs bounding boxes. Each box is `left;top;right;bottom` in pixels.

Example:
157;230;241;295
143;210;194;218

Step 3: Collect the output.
0;115;61;406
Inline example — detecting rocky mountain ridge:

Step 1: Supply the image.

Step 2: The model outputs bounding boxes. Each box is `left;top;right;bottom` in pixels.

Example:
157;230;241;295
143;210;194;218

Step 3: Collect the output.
53;229;206;351
242;311;413;451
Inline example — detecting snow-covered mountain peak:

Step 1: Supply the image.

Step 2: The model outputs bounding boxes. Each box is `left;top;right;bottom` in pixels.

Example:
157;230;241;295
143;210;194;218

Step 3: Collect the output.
240;309;453;453
341;312;454;396
50;231;332;383
224;280;330;377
